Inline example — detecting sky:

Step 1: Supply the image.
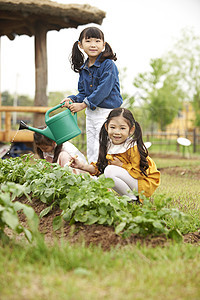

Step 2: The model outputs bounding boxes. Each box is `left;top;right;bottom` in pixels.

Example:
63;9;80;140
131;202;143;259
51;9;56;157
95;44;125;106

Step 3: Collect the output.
0;0;200;99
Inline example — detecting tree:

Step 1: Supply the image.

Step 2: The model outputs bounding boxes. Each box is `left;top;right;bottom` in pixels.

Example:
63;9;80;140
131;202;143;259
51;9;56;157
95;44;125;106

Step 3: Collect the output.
133;58;182;130
1;91;33;106
1;91;13;106
165;28;200;127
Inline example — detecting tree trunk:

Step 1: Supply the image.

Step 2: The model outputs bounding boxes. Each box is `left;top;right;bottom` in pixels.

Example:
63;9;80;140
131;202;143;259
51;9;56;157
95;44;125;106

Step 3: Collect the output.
34;24;48;127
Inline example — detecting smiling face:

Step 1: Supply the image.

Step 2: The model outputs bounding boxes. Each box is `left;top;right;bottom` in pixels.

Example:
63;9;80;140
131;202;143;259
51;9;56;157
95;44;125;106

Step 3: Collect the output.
79;37;105;62
106;115;135;145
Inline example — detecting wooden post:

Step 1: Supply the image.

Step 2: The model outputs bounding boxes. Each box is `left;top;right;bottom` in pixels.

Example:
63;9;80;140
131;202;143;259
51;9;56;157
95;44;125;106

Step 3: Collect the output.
34;23;48;128
5;112;11;142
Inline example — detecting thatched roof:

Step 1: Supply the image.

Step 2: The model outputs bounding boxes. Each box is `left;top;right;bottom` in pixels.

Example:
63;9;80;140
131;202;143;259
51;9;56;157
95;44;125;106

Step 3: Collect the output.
0;0;106;40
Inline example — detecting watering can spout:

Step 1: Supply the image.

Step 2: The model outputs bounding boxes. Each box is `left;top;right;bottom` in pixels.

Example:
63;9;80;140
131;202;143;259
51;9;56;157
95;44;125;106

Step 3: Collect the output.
19;120;29;130
19;121;55;141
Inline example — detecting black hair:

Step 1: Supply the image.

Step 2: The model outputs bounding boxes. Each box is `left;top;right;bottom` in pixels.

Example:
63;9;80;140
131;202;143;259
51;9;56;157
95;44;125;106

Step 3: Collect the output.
96;108;149;176
33;127;62;163
70;26;117;73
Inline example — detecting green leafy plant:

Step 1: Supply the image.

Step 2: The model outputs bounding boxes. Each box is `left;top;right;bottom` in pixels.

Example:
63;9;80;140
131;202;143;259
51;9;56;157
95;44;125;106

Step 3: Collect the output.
0;155;188;240
0;182;39;243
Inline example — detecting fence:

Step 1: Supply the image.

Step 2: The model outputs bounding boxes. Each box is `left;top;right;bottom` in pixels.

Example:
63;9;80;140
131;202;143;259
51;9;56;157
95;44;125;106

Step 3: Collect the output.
140;129;200;155
0;106;50;143
0;106;199;156
73;120;200;156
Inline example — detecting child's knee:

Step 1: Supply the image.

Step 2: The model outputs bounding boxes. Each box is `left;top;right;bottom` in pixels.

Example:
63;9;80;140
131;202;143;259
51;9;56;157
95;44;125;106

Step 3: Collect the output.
104;165;114;178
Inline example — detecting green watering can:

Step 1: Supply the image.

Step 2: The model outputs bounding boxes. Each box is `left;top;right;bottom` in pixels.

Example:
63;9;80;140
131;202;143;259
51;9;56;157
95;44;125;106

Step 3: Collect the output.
19;104;81;144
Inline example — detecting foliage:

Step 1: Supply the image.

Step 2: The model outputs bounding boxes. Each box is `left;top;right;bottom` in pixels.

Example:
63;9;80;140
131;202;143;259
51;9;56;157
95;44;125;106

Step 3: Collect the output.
133;58;182;130
163;28;200;127
0;182;39;243
132;28;200;129
1;91;33;106
0;155;189;241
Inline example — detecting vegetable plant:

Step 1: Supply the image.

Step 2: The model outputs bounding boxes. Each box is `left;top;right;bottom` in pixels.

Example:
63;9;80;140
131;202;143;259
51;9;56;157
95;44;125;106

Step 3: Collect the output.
0;155;189;241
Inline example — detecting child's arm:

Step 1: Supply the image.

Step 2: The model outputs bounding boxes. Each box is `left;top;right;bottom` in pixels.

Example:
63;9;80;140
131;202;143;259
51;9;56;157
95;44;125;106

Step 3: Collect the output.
109;157;123;167
69;156;96;174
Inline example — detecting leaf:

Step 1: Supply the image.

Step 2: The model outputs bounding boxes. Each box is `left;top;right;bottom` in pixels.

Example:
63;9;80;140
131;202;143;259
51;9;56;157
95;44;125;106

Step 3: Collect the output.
44;188;55;198
85;215;99;225
2;211;19;230
167;228;183;242
115;222;126;234
75;214;88;222
23;228;33;243
63;209;73;222
152;220;164;230
98;216;107;224
133;216;145;223
39;206;52;218
53;216;62;231
131;226;140;234
98;206;107;216
14;202;35;219
0;193;11;205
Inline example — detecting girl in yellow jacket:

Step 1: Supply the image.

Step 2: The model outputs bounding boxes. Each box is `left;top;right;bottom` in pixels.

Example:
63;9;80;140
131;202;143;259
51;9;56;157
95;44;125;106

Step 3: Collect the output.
70;107;160;203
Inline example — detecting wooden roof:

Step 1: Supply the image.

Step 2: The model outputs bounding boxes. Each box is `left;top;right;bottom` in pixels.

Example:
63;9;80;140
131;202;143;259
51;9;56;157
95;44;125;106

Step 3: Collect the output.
0;0;106;40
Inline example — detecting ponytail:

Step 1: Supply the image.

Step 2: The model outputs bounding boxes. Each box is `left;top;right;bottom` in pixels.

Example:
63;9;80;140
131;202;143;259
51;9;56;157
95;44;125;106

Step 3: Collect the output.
70;41;85;73
96;122;109;173
134;121;149;176
99;42;117;62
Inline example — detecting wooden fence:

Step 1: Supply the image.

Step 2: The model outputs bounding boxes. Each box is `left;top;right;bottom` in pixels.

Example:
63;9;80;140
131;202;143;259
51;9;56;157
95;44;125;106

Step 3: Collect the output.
0;106;199;155
0;106;50;143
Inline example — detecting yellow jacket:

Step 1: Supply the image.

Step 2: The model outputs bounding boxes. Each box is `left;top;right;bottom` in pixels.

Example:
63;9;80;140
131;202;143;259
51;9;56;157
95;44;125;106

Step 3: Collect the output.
92;144;160;199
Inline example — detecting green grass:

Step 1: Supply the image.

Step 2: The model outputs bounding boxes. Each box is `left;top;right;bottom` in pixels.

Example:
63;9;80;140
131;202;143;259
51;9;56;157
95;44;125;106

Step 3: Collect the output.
153;156;200;233
0;239;200;300
0;156;200;299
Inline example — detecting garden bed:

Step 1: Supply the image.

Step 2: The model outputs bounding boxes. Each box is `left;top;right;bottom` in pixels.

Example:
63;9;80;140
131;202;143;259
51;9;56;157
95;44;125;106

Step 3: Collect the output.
17;194;200;251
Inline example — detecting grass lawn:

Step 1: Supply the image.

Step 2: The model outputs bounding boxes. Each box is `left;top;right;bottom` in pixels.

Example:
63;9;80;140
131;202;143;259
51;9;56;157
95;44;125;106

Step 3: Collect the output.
0;155;200;300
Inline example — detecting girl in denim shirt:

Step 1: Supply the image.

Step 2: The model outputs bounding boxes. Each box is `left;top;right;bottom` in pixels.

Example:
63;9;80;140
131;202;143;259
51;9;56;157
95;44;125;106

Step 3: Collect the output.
60;27;123;163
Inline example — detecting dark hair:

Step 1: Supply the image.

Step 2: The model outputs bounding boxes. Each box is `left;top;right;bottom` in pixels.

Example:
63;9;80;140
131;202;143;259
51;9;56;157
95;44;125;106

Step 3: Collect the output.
96;108;149;176
33;127;62;163
70;26;117;73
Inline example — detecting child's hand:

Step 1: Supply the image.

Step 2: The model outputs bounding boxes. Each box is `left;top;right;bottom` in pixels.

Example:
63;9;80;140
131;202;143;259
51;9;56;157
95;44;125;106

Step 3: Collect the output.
60;98;73;108
110;157;123;167
68;102;87;113
68;155;83;169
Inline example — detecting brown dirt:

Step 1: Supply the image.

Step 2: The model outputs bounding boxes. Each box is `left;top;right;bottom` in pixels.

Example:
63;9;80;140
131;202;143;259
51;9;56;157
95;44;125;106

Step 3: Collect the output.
16;193;200;251
159;165;200;180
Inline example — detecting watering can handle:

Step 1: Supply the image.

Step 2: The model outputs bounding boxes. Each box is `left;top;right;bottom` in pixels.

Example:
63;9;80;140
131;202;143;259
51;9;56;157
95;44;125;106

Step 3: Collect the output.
45;103;77;123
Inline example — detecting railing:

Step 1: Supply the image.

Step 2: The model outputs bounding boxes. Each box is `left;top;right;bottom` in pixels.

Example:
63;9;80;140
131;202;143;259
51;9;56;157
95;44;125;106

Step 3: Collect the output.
0;106;50;142
144;129;200;154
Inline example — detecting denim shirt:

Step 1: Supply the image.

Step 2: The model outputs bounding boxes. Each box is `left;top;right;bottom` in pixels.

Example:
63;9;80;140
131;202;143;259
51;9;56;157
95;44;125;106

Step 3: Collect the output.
68;55;123;110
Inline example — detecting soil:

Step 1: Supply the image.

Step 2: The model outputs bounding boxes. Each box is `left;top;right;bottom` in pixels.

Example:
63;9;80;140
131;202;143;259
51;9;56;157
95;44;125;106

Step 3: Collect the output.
16;173;200;251
12;154;200;250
